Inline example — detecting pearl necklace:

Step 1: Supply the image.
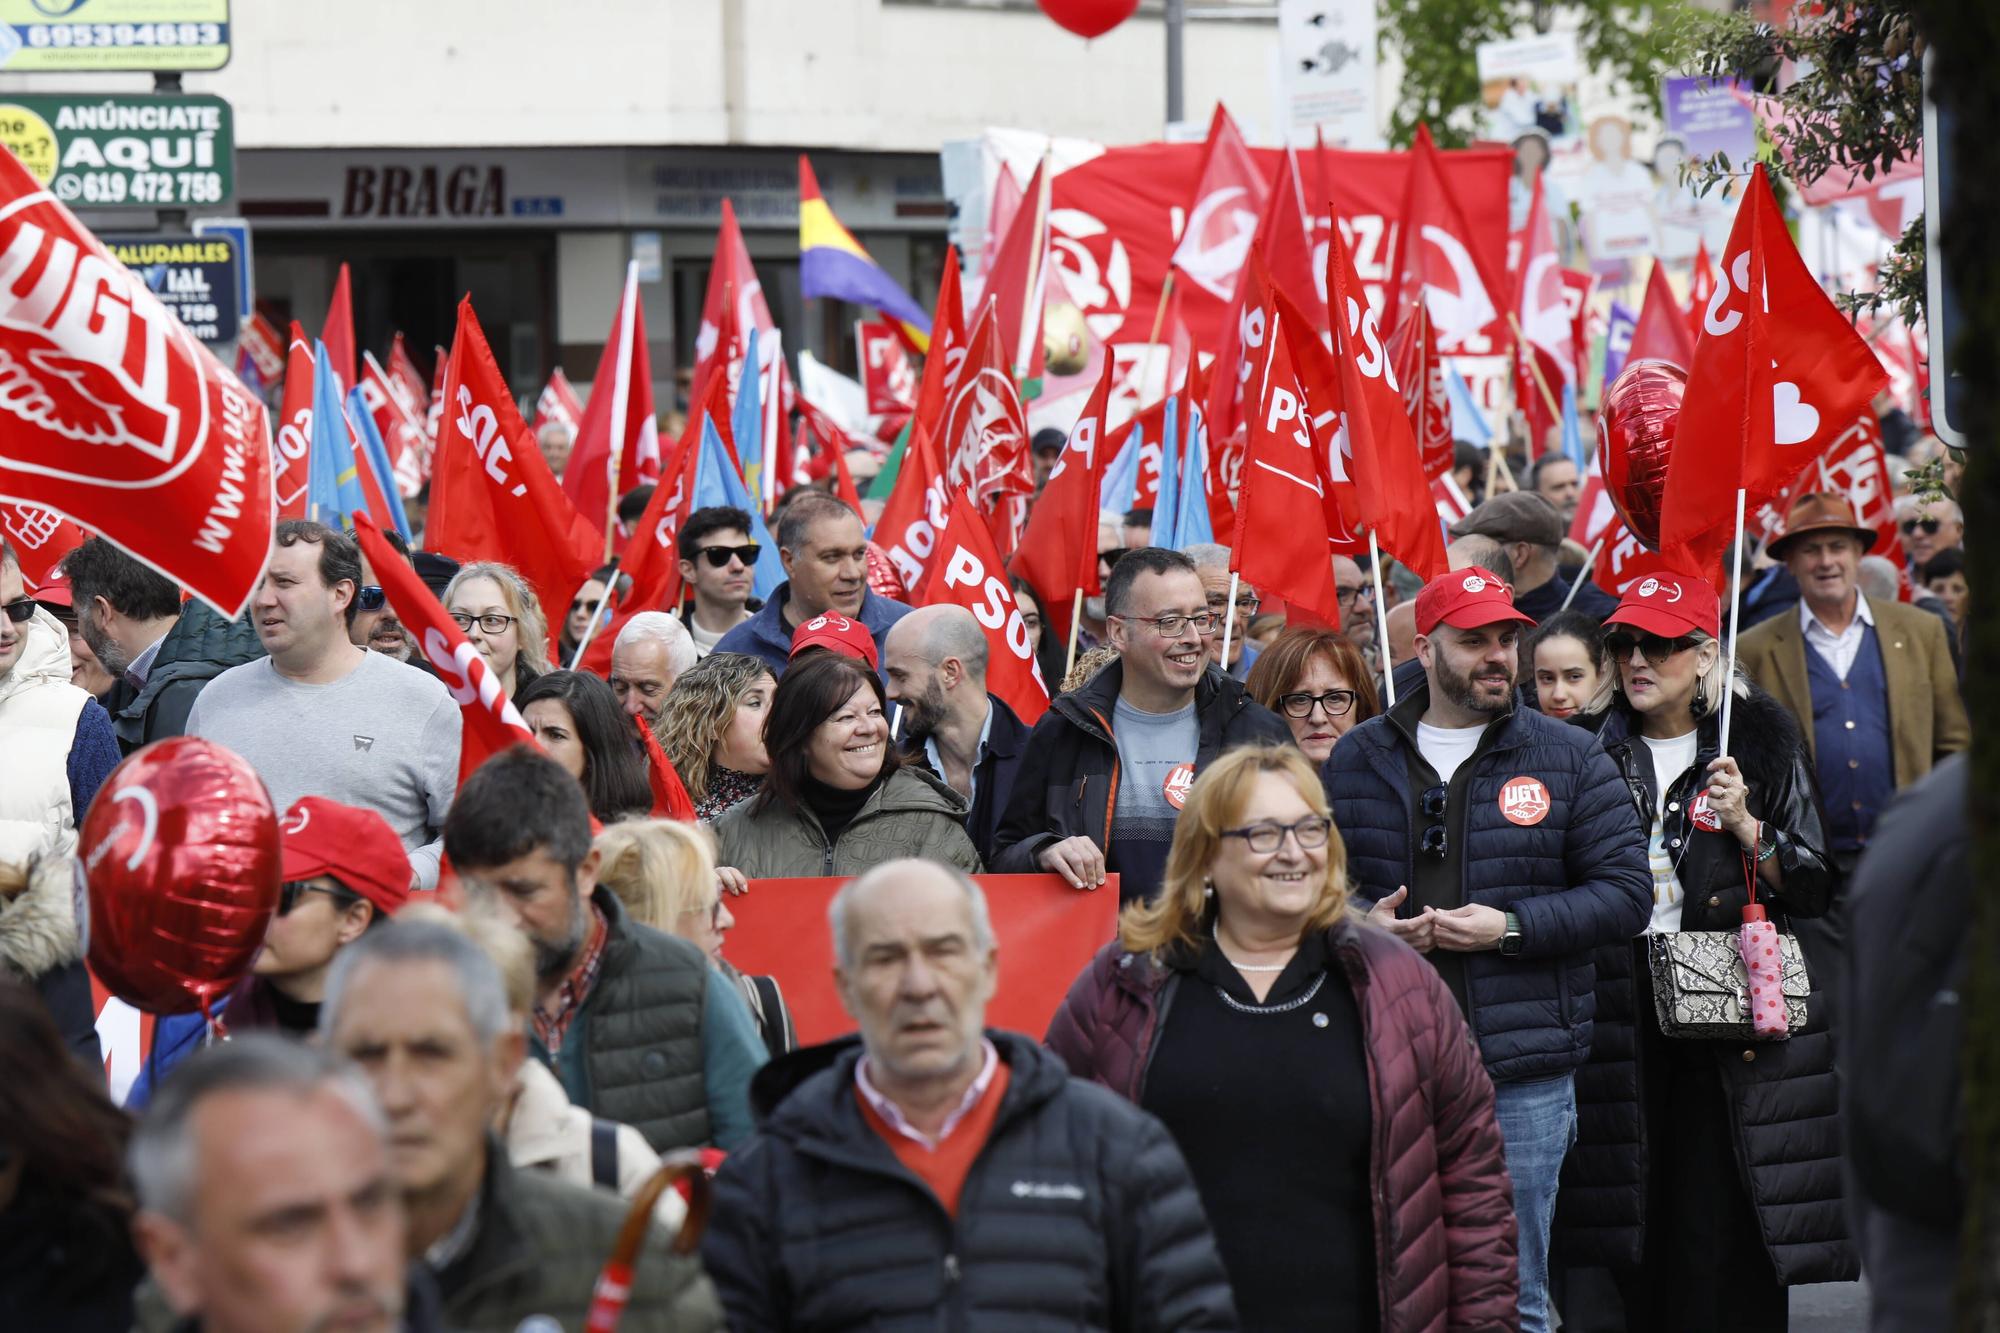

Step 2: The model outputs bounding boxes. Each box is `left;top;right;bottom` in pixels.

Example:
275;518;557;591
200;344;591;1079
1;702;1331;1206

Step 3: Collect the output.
1212;923;1293;973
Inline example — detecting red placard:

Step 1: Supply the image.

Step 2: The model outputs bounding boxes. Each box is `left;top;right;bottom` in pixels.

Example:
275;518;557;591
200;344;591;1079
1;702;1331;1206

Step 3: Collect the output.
723;873;1119;1047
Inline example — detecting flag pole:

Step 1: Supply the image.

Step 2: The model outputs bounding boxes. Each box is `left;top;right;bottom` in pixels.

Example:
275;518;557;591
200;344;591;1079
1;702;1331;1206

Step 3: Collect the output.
1064;589;1084;682
1506;312;1566;428
1141;271;1178;405
567;558;623;671
1718;486;1747;754
602;260;641;563
1561;534;1606;611
1368;530;1395;708
1220;571;1239;671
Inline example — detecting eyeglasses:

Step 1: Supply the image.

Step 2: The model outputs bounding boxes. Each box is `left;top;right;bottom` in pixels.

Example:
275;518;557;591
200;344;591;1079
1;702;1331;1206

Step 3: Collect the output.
450;612;518;635
695;543;761;569
1900;517;1943;536
1;599;34;624
1206;594;1262;618
1419;784;1448;860
679;899;724;928
355;585;386;612
1605;630;1701;666
278;880;343;915
1278;689;1357;719
1115;610;1219;637
1336;584;1367;604
1221;815;1333;854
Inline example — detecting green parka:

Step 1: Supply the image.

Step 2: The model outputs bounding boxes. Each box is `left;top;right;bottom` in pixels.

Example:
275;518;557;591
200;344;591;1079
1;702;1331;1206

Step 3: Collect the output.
709;766;982;878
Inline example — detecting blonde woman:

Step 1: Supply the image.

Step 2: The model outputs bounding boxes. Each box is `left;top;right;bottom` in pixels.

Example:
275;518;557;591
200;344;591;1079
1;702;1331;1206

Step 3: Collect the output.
652;652;774;822
1047;744;1515;1332
443;560;550;700
395;901;686;1230
593;819;795;1056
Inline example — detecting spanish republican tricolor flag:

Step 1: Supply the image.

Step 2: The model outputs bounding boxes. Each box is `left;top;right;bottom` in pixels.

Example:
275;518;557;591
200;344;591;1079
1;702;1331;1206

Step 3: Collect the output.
799;155;933;352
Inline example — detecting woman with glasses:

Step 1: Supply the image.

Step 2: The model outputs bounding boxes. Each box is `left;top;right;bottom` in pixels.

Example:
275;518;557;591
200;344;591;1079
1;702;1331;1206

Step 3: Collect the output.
1245;627;1381;766
1524;610;1610;726
443;560;549;700
1048;745;1517;1332
1556;576;1844;1331
654;652;776;822
593;818;797;1056
516;670;652;826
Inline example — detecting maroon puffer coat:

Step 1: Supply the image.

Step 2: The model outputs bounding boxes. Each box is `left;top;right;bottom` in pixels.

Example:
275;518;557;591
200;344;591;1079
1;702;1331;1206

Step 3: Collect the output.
1046;915;1519;1333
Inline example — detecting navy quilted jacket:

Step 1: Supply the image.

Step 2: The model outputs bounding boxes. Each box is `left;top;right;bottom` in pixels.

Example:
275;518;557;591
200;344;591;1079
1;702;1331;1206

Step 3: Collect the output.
1323;684;1651;1083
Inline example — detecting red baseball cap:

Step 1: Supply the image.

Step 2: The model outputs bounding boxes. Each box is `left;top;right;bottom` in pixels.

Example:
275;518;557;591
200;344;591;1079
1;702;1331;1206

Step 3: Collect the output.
280;797;412;917
1604;572;1721;639
30;569;71;608
1413;567;1536;636
790;612;879;671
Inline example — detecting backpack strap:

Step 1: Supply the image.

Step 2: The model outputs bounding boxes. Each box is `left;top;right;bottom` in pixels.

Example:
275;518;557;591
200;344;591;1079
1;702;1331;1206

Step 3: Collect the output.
589;1117;620;1191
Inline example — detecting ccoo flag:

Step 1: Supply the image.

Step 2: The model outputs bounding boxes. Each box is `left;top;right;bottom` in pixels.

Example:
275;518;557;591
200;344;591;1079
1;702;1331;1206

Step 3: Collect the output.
800;155;932;350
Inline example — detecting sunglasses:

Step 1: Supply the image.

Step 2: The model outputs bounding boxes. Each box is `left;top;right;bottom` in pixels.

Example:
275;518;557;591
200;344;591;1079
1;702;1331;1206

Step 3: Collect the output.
278;880;343;915
1;599;34;625
1605;630;1702;666
694;544;761;569
1419;784;1448;860
1900;517;1943;536
1098;548;1126;570
355;585;386;612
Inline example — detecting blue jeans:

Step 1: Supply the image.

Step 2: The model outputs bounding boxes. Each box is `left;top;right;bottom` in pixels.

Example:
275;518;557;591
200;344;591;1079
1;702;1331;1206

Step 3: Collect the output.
1491;1073;1578;1333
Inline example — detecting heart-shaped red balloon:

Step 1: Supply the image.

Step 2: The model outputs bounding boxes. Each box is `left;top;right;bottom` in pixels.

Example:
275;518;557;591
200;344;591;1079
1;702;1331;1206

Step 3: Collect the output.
1036;0;1140;39
80;737;282;1016
1596;359;1688;552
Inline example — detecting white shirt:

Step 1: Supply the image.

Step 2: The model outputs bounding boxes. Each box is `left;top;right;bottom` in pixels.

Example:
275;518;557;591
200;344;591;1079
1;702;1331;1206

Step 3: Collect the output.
1640;731;1701;934
1799;594;1875;683
856;1039;1000;1150
923;698;994;805
1416;721;1484;786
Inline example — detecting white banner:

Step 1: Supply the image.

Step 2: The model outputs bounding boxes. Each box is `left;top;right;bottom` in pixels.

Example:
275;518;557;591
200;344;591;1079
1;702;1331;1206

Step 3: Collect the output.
1277;0;1379;149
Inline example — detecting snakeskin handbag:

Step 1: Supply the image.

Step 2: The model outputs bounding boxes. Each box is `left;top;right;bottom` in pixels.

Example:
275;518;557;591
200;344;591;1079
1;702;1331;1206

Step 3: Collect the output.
1647;927;1810;1039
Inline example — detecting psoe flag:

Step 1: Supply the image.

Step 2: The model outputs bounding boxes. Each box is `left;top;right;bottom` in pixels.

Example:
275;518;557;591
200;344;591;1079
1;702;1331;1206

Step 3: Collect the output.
799;155;932;350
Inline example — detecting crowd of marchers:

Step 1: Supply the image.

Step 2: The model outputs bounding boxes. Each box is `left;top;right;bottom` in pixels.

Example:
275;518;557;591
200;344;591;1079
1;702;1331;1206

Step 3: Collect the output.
0;420;1971;1332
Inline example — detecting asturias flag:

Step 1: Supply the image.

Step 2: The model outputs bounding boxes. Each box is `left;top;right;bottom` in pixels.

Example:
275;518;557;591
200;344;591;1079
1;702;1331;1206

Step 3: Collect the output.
799;155;932;350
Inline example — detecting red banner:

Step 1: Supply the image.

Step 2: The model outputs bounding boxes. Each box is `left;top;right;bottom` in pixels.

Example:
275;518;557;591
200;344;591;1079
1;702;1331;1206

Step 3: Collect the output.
0;147;275;618
723;874;1119;1046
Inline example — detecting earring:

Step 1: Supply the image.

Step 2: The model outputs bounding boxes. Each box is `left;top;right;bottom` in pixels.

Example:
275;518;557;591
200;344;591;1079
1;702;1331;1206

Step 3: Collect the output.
1202;876;1215;898
1694;677;1709;715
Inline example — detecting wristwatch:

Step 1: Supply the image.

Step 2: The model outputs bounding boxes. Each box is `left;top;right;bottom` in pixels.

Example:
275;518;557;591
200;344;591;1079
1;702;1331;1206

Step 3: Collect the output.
1499;912;1524;957
1754;822;1779;864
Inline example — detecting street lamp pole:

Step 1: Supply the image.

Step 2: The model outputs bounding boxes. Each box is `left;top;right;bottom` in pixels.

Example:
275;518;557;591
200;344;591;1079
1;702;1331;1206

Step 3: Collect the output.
1165;0;1186;127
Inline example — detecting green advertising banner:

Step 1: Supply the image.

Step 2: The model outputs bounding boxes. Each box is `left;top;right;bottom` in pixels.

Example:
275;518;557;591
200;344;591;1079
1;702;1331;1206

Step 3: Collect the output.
0;93;231;206
0;2;229;73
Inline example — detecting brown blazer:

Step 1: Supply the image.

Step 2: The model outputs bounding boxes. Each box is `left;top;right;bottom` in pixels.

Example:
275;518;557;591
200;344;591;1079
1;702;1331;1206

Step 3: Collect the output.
1735;594;1969;790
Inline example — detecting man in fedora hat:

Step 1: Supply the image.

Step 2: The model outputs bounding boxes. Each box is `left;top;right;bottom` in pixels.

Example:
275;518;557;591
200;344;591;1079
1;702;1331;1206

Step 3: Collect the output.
1736;492;1968;1016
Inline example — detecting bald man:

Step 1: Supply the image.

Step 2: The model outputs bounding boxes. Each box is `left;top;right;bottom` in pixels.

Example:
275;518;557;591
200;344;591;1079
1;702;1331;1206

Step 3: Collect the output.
882;606;1029;865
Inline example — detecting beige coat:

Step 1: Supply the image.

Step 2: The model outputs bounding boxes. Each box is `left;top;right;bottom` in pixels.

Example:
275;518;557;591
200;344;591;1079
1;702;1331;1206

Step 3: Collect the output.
504;1057;689;1234
1735;595;1968;790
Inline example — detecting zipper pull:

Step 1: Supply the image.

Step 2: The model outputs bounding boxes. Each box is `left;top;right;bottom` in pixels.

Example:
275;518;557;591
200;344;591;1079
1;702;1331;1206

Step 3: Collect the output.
943;1253;961;1284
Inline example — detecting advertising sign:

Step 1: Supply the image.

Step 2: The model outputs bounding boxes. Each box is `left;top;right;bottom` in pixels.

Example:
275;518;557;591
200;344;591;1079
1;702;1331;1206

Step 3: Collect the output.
0;93;231;207
101;233;240;344
1277;0;1379;148
0;1;229;73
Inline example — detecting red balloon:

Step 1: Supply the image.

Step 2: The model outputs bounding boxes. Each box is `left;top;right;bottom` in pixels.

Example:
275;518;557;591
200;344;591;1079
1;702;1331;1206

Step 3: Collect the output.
80;737;282;1016
1596;359;1688;553
1036;0;1140;39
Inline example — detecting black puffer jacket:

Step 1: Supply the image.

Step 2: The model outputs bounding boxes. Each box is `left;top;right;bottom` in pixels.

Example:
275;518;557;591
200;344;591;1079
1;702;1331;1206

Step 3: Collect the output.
115;602;265;751
1553;686;1854;1284
701;1030;1238;1331
988;661;1290;874
1324;684;1652;1082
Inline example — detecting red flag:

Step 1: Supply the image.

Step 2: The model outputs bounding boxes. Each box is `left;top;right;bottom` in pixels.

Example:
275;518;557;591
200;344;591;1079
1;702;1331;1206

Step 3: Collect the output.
693;198;794;465
1169;104;1268;307
271;324;317;520
1559;269;1595;390
533;367;584;436
1686;240;1715;345
320;262;355;393
986;166;1024;267
0;503;87;587
911;247;969;438
0;147;275;617
359;351;425;496
1388;304;1453;481
1326;222;1449;580
636;714;697;820
1011;357;1114;612
875;423;951;593
915;487;1050;725
1511;170;1573;450
940;298;1033;512
428;297;598;639
1384;125;1509;357
1659;165;1889;573
1629;259;1696;368
977;159;1052;380
796;398;866;514
1231;250;1345;626
857;319;918;415
389;334;429;419
240;311;286;385
353;511;533;786
564;265;662;538
425;344;446;465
